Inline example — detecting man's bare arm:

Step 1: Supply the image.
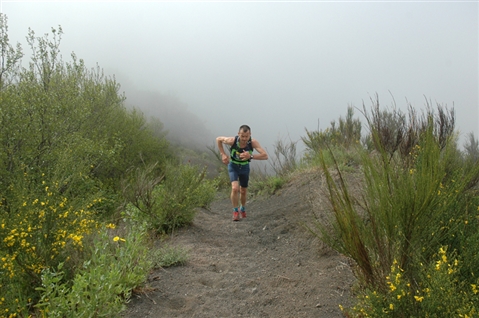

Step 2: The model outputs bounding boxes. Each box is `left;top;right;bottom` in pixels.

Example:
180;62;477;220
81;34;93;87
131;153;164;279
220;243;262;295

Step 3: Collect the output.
251;139;268;160
216;136;235;164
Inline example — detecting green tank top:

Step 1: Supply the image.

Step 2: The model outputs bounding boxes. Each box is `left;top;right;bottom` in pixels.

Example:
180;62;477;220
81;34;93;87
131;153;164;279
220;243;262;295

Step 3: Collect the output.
230;136;253;165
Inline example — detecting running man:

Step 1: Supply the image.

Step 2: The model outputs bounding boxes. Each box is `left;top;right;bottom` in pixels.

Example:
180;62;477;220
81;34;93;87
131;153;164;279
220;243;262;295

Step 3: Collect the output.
216;125;268;221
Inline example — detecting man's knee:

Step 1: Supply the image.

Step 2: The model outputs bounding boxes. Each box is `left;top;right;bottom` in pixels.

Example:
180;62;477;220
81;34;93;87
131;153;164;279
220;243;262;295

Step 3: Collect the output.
232;183;240;192
240;187;247;195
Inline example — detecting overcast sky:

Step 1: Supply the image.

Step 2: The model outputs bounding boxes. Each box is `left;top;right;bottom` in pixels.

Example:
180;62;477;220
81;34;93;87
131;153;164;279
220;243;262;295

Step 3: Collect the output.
2;1;478;155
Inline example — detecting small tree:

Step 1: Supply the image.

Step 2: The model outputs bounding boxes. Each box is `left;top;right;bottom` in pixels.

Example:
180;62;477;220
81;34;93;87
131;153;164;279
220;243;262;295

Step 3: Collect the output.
0;13;23;90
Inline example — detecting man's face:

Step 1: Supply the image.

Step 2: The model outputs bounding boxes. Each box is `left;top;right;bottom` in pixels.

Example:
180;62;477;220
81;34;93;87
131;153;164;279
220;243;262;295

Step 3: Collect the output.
238;130;251;143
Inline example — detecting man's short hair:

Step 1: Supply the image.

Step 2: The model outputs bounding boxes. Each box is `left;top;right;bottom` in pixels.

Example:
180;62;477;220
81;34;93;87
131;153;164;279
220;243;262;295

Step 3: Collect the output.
239;125;251;133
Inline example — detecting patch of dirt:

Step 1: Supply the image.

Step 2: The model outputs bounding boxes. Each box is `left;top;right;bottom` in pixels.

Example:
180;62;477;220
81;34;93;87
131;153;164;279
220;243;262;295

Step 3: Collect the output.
123;170;356;318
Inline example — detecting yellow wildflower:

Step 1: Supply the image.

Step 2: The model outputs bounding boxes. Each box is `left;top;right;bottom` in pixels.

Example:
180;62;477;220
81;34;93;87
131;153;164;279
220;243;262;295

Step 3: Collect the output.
471;284;478;294
436;261;442;271
414;295;424;302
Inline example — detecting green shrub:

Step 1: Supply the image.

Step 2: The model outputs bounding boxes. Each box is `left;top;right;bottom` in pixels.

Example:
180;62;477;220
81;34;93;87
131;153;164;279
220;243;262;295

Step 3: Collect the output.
34;225;152;317
347;247;478;317
152;244;189;268
302;144;361;171
0;20;174;217
154;164;216;233
310;104;479;316
0;176;102;316
123;163;216;234
250;174;287;196
361;97;456;164
302;106;361;155
314;126;477;287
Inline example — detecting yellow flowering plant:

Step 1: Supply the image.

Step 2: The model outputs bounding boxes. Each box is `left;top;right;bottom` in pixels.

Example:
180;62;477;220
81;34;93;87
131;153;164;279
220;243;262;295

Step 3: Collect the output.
35;225;153;317
348;247;478;317
0;178;102;316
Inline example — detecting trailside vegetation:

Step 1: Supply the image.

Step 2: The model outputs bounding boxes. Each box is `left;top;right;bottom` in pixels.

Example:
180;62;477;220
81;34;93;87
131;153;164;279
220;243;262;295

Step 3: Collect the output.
303;97;479;317
0;15;216;317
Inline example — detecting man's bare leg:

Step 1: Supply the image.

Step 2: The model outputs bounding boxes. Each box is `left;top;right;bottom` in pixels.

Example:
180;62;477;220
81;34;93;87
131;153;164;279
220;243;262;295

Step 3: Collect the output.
231;181;240;208
231;181;241;221
240;186;247;207
240;186;247;218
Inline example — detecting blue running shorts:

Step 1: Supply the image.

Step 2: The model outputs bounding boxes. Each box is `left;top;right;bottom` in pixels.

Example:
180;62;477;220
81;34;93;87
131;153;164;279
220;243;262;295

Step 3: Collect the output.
228;162;250;188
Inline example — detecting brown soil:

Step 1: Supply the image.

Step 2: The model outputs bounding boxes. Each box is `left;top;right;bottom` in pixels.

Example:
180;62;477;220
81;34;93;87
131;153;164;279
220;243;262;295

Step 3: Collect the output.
122;170;356;318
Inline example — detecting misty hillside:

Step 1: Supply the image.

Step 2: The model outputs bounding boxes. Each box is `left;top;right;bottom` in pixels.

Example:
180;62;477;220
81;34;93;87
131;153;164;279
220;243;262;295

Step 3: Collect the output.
123;87;214;150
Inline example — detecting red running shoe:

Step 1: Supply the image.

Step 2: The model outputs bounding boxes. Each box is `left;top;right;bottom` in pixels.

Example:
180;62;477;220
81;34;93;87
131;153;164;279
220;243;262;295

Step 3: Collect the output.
233;211;240;221
240;211;246;218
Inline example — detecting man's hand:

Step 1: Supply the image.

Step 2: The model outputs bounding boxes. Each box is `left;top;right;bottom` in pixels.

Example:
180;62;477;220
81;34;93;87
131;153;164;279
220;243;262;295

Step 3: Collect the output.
221;153;229;165
239;151;251;160
216;136;234;165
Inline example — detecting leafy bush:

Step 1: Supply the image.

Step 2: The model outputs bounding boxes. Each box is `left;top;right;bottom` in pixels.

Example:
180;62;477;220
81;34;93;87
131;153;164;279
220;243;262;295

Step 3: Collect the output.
0;176;102;316
34;226;152;317
154;164;216;233
123;162;217;234
0;20;173;216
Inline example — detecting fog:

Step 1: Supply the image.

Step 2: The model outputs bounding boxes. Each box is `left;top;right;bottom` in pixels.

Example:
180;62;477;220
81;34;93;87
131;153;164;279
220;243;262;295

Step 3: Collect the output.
3;1;478;156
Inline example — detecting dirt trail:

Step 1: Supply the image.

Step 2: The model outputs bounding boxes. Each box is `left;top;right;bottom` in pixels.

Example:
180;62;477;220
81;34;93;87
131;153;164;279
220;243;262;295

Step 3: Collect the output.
123;172;355;318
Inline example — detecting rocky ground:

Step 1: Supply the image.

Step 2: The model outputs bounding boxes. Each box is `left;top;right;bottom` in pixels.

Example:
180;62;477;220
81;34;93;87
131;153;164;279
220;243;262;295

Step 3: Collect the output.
122;170;356;318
